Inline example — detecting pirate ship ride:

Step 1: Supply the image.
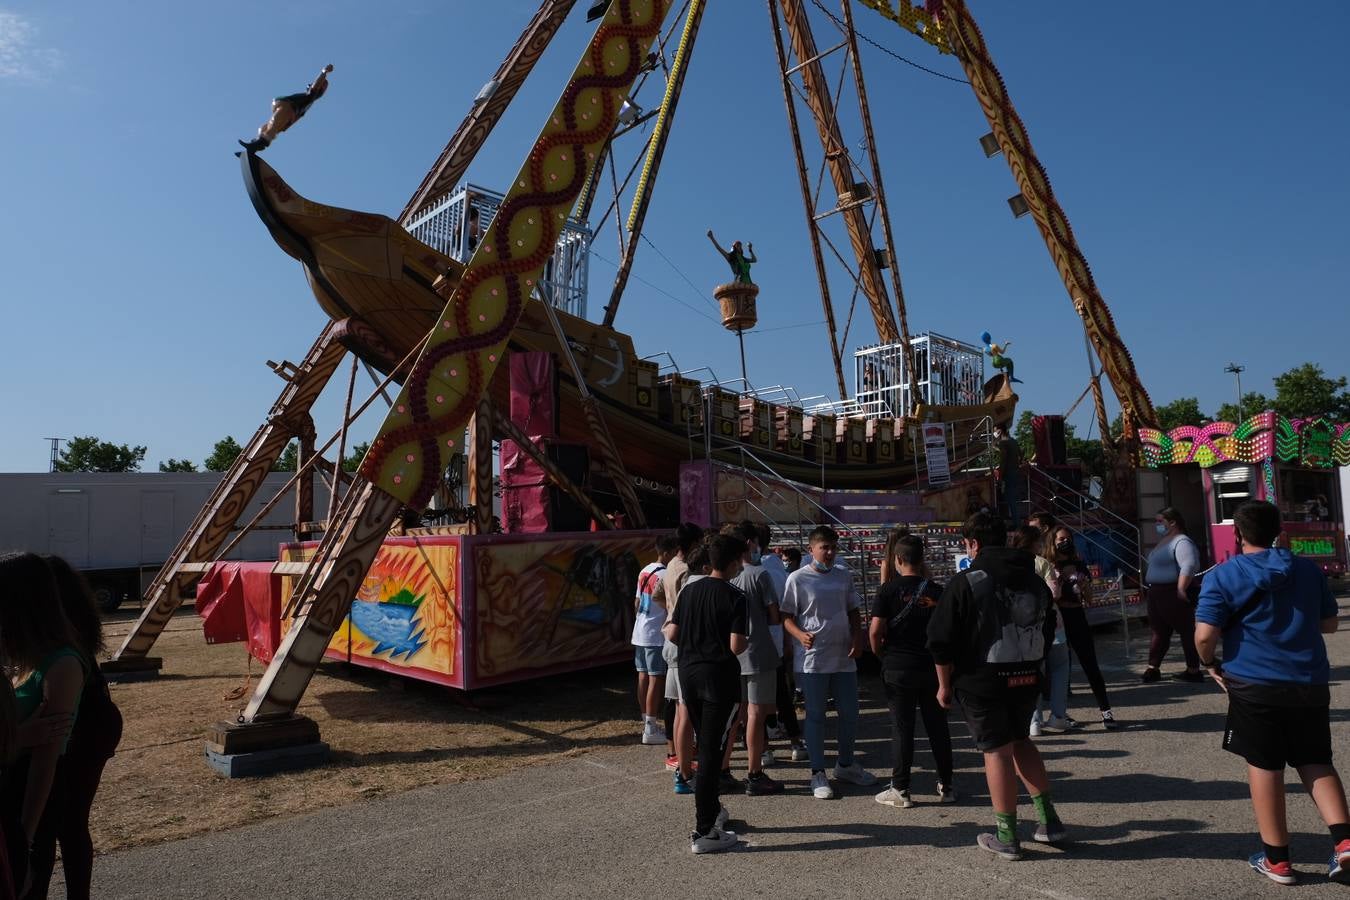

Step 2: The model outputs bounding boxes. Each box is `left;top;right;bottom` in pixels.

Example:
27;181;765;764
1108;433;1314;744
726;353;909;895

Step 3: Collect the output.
102;1;1167;771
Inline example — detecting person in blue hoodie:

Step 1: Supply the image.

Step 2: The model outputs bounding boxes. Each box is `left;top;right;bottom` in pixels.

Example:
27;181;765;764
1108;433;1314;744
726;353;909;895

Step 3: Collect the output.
1195;500;1350;887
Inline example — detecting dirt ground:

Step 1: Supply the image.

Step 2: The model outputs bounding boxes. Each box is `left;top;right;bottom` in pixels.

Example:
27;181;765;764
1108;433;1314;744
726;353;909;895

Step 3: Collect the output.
93;611;639;853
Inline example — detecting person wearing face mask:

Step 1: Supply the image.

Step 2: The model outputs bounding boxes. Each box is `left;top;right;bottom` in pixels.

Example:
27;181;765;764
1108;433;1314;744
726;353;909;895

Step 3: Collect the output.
1048;528;1120;730
727;523;785;796
780;526;876;800
1142;507;1204;684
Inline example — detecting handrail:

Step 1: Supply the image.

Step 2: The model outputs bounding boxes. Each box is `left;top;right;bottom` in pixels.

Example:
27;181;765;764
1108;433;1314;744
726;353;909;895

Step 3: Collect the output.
1023;472;1143;579
1030;465;1138;533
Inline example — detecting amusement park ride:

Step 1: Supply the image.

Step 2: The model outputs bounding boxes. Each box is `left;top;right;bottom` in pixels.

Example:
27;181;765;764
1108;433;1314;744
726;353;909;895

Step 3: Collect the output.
101;0;1167;774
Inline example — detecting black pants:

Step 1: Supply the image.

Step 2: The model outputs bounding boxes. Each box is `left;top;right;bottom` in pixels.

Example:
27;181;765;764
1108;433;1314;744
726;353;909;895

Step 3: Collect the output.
1060;605;1111;712
680;666;741;836
883;672;953;790
1147;583;1200;670
25;750;113;900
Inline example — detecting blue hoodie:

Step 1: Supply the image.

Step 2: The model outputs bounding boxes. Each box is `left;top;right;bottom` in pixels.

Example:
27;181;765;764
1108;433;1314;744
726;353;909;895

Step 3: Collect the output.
1195;548;1338;685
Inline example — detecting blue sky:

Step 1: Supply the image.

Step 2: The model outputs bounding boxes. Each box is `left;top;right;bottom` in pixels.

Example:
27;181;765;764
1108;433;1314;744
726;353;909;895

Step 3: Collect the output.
2;1;1347;472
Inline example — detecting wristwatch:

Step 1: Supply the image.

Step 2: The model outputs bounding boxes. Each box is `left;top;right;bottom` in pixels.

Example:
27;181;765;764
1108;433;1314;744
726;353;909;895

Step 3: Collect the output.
1200;658;1221;671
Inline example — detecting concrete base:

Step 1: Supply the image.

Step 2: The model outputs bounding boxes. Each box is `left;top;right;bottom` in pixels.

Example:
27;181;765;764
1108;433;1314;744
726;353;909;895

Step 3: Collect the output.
205;741;330;778
100;656;163;683
204;714;328;777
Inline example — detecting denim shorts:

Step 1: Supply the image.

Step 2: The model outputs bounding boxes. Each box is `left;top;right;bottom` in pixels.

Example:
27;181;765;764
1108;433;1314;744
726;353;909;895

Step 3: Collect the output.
634;645;667;675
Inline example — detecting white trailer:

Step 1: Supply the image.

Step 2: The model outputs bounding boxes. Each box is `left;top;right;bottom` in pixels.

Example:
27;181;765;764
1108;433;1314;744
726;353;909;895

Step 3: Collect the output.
0;472;328;610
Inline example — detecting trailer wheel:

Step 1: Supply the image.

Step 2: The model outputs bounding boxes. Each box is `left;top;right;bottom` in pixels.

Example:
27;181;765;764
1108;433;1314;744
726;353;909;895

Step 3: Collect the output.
92;583;123;613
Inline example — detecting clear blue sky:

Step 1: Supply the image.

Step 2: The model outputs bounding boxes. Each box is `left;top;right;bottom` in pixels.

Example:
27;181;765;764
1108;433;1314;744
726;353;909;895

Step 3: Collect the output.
2;1;1347;472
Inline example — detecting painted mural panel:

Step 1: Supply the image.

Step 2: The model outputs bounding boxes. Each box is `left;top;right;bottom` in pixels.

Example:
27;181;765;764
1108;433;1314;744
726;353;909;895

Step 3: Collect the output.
472;534;649;684
281;538;463;685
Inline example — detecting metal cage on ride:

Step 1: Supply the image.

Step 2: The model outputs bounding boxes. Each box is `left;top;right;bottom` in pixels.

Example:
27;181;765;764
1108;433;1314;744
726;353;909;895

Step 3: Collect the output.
853;332;985;417
404;182;593;320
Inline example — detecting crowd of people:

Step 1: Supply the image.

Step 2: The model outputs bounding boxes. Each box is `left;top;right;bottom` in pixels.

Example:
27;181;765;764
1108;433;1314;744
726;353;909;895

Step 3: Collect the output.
630;502;1350;885
0;553;123;899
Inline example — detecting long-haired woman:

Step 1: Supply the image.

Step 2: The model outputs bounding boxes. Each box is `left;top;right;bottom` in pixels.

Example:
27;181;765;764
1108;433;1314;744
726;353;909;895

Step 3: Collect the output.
29;557;123;900
1048;528;1120;730
0;552;87;898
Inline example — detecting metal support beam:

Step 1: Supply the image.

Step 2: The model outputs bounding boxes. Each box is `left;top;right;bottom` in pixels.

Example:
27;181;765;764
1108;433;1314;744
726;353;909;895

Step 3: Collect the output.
603;0;708;326
767;0;849;400
111;323;348;663
776;0;900;345
400;0;580;223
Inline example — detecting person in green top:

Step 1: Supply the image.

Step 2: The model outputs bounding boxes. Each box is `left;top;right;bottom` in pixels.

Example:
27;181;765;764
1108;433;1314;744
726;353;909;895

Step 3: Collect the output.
0;552;87;895
707;230;757;285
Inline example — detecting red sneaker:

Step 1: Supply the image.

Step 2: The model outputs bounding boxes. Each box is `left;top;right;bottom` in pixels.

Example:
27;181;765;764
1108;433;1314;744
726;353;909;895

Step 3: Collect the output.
664;754;679;771
1329;840;1350;884
1249;852;1296;885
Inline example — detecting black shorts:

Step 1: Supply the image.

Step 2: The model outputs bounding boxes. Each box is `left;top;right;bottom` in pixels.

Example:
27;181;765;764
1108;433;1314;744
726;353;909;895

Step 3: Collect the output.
958;685;1040;751
1223;694;1333;771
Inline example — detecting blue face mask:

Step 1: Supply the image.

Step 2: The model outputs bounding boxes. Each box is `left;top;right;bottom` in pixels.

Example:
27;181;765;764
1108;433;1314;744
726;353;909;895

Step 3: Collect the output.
1155;522;1167;536
750;552;762;565
811;559;832;573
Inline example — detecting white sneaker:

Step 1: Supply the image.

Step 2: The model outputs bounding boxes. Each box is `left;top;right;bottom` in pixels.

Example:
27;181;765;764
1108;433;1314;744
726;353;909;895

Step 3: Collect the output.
716;805;729;830
790;741;809;762
1043;715;1075;732
875;786;915;808
760;750;776;768
1029;717;1042;737
937;782;958;804
765;723;787;741
690;826;738;854
810;770;834;799
641;720;666;745
832;762;878;787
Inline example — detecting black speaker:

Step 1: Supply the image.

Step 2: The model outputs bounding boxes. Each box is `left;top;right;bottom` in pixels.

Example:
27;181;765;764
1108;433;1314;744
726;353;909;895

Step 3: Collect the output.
546;444;592;532
1032;415;1067;466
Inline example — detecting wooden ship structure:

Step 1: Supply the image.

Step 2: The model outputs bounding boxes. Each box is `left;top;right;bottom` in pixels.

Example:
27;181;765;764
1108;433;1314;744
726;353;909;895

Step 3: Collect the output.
102;0;1163;773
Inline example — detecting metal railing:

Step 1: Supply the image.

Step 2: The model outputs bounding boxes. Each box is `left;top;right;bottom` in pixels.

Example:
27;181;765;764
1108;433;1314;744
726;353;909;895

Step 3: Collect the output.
1023;466;1143;585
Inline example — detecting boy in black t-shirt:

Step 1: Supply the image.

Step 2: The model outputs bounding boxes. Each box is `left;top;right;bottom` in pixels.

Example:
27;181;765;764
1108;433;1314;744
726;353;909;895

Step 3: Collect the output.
869;534;954;808
665;534;750;854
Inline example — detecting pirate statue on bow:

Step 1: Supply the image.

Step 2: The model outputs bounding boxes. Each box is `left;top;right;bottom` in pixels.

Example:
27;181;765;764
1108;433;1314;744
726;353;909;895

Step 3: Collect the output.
239;64;334;153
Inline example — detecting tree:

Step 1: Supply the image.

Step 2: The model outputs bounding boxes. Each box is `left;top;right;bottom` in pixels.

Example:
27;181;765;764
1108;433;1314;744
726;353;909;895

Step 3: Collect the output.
54;436;146;472
1215;391;1272;424
342;441;370;472
1272;363;1350;420
274;442;298;472
204;436;243;472
1154;397;1207;431
158;458;197;472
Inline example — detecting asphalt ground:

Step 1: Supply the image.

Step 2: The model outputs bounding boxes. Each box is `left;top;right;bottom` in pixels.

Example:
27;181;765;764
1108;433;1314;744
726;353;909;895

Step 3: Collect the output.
89;604;1350;899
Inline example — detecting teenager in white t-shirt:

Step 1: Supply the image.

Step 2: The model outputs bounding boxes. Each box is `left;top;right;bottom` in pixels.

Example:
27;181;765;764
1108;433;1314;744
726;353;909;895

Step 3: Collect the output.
633;534;679;746
780;525;878;799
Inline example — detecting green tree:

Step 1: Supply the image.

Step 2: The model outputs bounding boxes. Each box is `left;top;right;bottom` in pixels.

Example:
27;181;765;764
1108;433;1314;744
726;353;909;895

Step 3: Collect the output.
342;441;370;472
274;442;298;472
1215;391;1272;424
204;436;243;472
1154;397;1207;431
158;458;197;472
1272;363;1350;420
54;436;146;472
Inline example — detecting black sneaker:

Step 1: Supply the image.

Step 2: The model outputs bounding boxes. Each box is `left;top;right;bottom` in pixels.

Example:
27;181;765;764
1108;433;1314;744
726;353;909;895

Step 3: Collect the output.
1140;667;1161;683
1174;670;1206;683
718;770;744;794
1101;709;1122;731
745;771;785;796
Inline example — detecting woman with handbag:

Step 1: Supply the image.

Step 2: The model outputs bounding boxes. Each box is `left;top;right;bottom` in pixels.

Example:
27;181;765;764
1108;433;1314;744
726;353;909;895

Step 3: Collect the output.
1048;528;1121;729
868;534;955;808
1141;507;1205;683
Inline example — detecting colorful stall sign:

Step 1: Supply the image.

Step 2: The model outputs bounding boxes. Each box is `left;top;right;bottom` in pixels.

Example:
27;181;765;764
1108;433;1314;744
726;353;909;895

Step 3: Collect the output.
282;538;464;687
1139;413;1350;469
1289;536;1337;558
470;533;649;687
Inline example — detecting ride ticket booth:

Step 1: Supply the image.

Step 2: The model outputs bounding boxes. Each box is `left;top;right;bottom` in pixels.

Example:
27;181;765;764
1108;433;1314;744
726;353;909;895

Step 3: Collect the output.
1139;412;1348;575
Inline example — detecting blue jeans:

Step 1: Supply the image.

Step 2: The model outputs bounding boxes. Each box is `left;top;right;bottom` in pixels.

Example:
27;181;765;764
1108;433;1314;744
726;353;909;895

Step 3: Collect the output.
797;670;859;772
1036;641;1069;720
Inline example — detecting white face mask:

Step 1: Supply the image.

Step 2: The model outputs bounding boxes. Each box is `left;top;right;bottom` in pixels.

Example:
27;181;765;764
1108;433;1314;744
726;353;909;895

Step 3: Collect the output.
811;559;832;573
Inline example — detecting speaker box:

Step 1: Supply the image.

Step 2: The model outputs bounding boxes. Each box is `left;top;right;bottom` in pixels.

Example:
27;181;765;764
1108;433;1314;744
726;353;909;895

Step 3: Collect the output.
1032;415;1067;466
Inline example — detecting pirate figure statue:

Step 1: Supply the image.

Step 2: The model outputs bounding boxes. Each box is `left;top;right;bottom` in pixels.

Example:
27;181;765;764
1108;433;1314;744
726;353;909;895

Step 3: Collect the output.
981;331;1023;384
239;64;334;153
707;230;757;285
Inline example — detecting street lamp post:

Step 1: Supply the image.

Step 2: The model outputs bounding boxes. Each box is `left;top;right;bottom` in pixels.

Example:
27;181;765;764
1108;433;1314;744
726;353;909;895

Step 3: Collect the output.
1224;363;1246;421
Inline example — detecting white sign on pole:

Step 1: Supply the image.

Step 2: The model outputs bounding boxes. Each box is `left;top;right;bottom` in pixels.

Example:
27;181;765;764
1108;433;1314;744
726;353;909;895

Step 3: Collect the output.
923;423;951;486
